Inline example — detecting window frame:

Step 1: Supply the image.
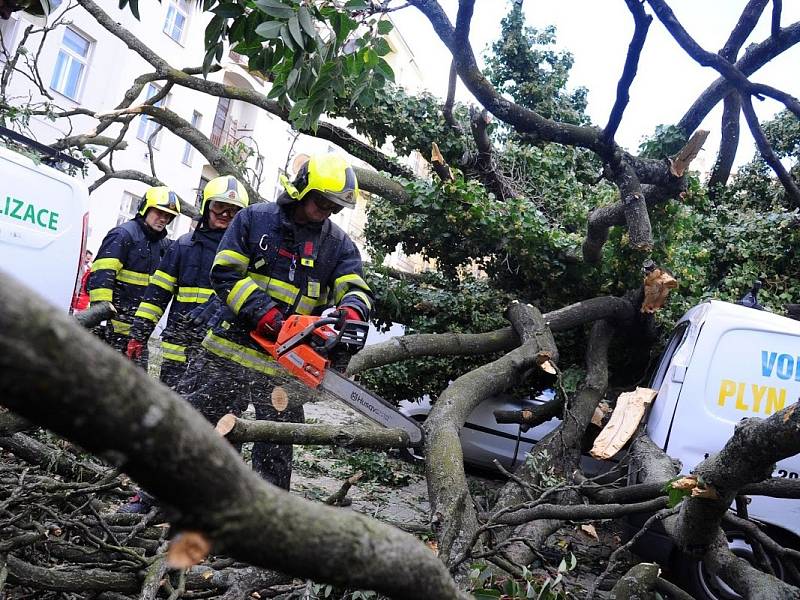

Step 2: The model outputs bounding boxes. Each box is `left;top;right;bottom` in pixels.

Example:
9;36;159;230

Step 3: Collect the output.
136;83;167;147
182;110;202;165
163;0;189;44
49;26;93;101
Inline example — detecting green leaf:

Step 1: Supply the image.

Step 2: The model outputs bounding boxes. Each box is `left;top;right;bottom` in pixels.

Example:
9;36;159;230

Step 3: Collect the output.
127;0;140;20
254;0;293;19
297;5;316;38
254;20;283;39
344;0;369;8
375;57;394;82
203;0;216;11
376;19;393;35
287;15;304;49
373;37;391;56
286;67;300;89
280;23;295;50
211;3;243;17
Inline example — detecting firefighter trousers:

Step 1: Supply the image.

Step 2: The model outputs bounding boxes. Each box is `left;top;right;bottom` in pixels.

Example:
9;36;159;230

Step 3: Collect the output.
176;349;304;490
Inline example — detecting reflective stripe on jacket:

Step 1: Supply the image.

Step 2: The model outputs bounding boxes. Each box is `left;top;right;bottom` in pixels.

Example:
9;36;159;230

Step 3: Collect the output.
87;217;171;335
204;202;373;369
131;227;223;362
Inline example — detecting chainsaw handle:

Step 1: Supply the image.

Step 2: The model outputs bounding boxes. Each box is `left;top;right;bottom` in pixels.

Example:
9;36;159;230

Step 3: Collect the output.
323;311;349;353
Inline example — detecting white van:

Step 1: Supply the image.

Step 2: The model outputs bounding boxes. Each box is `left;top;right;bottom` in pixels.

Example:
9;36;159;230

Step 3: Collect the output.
643;299;800;599
0;143;89;312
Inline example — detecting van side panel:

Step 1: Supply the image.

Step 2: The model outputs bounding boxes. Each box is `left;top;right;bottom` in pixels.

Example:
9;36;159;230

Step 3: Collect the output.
0;147;89;312
664;312;800;536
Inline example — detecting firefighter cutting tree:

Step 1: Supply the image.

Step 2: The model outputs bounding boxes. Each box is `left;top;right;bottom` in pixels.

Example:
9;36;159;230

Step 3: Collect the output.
177;154;374;491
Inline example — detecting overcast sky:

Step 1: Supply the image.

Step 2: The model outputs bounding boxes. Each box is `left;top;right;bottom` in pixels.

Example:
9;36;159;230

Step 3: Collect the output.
392;0;800;171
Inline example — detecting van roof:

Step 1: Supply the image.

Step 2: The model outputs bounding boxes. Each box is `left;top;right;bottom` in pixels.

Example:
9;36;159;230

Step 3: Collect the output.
681;299;800;334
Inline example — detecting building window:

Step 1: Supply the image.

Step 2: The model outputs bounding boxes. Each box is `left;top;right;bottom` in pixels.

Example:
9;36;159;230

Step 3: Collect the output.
137;83;166;146
163;0;189;44
0;15;19;60
117;191;140;226
50;27;92;100
196;175;209;211
182;110;202;165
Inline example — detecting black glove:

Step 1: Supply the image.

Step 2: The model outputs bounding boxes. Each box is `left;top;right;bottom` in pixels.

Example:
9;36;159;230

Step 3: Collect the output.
183;296;223;328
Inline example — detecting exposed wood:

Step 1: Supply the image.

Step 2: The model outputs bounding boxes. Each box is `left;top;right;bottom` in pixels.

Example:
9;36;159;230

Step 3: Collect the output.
590;387;657;460
641;268;678;313
669;129;710;176
430;142;454;182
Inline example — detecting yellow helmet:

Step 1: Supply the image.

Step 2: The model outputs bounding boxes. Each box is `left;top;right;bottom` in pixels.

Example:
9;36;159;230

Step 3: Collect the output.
201;175;249;217
279;154;359;210
137;186;181;218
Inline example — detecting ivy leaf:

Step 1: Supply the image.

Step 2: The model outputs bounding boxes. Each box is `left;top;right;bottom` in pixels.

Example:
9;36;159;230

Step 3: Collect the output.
373;37;391;57
377;19;393;35
254;21;283;40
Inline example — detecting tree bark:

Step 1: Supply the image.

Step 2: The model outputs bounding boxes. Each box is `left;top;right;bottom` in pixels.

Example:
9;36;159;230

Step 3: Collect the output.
0;272;468;600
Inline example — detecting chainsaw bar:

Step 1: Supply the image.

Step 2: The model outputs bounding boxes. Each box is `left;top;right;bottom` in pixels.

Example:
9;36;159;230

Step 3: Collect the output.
320;370;424;446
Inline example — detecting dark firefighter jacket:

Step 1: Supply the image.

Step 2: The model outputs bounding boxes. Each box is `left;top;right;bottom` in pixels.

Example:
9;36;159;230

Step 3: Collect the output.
87;217;171;337
130;227;224;364
203;202;374;374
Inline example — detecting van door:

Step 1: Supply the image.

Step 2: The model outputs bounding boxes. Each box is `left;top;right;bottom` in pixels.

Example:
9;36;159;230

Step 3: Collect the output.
0;146;89;312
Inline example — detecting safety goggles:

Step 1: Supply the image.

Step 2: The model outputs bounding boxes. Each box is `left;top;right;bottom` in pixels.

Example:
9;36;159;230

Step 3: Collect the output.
209;202;242;218
311;193;344;214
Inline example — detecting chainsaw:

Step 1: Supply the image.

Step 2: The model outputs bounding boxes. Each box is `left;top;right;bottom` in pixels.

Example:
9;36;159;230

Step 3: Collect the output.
250;314;424;446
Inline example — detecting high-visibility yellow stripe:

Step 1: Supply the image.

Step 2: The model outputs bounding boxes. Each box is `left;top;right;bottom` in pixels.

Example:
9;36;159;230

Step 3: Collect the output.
296;295;326;315
250;273;299;305
213;249;249;272
333;273;370;303
202;332;280;375
227;278;261;314
150;270;177;293
176;287;214;303
341;290;373;310
110;320;132;335
91;258;123;273
117;269;150;286
89;288;114;302
161;341;187;363
135;302;163;323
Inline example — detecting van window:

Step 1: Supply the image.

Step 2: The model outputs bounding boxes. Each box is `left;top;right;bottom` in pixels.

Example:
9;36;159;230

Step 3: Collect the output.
650;322;690;389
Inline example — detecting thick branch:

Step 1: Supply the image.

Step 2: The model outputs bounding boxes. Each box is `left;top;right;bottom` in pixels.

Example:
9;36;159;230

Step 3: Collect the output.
216;415;411;449
348;295;636;374
679;21;800;134
602;0;652;144
740;92;800;207
708;93;742;193
0;273;467;600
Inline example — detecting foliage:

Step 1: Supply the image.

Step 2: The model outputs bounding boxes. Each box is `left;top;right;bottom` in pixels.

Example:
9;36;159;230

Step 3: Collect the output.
201;0;396;130
638;124;688;158
484;3;588;127
330;82;472;164
469;554;577;599
336;449;411;486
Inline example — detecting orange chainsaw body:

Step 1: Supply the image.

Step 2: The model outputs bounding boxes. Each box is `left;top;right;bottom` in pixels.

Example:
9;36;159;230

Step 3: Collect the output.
250;315;336;388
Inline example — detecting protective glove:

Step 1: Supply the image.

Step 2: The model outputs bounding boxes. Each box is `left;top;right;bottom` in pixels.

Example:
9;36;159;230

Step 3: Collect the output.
126;338;144;360
332;306;362;322
254;306;284;338
183;296;223;327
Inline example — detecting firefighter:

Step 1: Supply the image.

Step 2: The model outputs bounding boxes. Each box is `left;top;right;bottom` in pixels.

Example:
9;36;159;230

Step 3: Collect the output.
87;187;179;356
125;176;249;389
177;154;374;490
